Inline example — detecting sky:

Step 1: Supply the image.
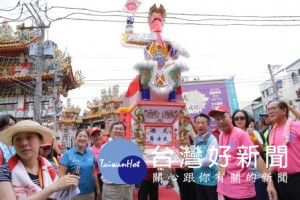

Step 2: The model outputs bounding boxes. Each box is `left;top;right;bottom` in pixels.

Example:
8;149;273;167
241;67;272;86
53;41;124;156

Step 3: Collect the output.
2;0;300;112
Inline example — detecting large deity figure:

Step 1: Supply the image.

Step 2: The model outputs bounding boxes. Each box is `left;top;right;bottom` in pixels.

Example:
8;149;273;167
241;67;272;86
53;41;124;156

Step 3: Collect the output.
122;4;189;106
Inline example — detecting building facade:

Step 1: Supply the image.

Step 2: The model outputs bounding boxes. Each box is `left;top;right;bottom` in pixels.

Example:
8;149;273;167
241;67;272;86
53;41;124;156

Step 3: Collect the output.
82;85;124;133
0;21;83;128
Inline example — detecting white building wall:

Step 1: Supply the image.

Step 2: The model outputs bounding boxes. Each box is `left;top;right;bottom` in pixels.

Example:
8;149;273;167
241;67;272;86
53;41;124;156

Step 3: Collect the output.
285;59;300;110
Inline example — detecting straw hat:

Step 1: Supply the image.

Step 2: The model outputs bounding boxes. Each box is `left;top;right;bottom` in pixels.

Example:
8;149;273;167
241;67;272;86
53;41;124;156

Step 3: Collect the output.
0;120;55;146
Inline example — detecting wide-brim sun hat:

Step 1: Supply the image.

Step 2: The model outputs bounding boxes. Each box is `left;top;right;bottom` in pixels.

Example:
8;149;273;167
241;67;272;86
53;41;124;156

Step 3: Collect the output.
0;120;55;146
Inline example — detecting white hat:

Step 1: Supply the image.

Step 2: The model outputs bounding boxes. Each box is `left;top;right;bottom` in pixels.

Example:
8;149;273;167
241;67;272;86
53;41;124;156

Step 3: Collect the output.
0;120;55;146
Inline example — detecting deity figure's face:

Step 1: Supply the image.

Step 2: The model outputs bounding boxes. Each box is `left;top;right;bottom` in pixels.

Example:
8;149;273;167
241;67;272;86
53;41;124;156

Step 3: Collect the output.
149;11;164;32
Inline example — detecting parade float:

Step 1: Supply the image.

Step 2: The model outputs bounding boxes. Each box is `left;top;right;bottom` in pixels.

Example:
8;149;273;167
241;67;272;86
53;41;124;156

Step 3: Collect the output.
120;2;191;168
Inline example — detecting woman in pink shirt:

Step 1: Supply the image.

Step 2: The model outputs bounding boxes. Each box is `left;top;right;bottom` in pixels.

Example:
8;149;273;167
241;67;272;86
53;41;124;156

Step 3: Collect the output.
89;127;103;195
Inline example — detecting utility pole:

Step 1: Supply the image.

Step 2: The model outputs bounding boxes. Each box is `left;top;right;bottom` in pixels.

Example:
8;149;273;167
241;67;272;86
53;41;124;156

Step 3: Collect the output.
25;3;46;123
52;63;59;132
268;64;280;100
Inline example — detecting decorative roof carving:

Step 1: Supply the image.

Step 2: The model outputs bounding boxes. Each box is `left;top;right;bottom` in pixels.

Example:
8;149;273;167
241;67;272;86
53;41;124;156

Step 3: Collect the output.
0;21;38;43
74;70;84;86
60;98;82;126
83;85;124;121
0;21;39;54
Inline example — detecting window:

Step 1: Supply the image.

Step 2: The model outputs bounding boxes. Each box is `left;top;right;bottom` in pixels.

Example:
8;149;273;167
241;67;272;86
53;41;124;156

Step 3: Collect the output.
267;87;274;96
265;89;269;96
276;80;283;89
292;72;299;83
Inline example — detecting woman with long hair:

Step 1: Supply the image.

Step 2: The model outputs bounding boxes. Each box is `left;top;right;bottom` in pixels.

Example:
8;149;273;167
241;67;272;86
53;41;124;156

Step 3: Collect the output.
232;110;269;200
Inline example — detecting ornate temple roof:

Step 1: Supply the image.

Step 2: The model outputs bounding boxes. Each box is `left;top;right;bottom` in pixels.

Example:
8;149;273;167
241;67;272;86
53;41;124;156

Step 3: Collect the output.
0;63;83;97
60;99;82;126
0;21;83;96
0;21;39;55
83;85;124;121
82;111;101;120
0;37;39;54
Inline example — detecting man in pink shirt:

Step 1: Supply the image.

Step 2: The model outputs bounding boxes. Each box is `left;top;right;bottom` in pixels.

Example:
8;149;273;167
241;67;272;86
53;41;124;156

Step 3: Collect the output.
267;100;300;200
89;127;103;197
208;105;277;200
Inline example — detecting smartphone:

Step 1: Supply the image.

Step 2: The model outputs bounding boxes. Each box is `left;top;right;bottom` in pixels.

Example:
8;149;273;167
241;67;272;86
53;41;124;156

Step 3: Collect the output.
72;166;80;176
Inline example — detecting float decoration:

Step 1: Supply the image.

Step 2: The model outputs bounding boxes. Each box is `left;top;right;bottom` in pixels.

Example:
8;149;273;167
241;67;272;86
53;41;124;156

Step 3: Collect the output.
120;3;190;168
122;3;189;106
124;0;142;14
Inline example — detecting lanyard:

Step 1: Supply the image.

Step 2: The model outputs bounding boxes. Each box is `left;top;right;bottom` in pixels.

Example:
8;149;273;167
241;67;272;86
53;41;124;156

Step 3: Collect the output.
38;164;43;189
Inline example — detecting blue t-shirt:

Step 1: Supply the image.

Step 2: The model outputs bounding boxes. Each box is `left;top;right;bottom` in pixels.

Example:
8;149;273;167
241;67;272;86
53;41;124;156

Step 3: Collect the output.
0;142;16;164
60;147;95;194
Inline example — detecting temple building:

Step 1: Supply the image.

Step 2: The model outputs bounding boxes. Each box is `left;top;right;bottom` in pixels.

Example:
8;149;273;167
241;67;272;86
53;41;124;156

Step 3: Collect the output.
0;21;83;124
82;85;124;133
58;98;82;148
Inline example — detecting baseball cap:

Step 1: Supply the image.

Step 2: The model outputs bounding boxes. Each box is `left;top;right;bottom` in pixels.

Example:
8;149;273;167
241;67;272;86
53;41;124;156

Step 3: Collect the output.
208;105;230;117
259;113;268;120
41;142;52;147
89;127;101;136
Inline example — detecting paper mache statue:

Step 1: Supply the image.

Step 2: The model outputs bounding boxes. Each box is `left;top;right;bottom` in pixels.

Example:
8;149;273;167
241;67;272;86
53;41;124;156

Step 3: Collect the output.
122;4;189;107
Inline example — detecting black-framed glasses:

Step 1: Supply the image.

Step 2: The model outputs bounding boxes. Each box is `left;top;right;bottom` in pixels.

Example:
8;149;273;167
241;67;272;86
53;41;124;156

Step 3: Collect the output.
234;116;245;121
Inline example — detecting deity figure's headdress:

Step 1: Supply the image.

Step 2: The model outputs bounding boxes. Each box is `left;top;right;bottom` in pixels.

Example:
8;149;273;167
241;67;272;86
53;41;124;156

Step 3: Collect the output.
148;4;166;23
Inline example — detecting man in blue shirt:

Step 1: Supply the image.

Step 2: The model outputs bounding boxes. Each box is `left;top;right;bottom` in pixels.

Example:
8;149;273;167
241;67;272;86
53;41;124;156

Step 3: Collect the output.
192;113;218;200
101;122;134;200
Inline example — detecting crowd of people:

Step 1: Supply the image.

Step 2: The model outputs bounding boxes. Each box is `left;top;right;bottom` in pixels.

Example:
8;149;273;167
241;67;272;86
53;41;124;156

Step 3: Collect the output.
0;114;132;200
0;99;299;200
174;99;299;200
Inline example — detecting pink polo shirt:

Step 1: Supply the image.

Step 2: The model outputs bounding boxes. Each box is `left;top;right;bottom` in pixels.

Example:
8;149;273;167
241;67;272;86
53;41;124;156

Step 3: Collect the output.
90;145;101;174
270;121;300;174
217;127;256;199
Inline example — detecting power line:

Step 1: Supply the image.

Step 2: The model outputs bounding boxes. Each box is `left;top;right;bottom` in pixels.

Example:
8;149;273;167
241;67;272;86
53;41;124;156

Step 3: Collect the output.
166;12;300;19
45;16;300;26
4;5;300;26
0;1;20;12
42;5;300;19
0;3;24;21
39;5;300;26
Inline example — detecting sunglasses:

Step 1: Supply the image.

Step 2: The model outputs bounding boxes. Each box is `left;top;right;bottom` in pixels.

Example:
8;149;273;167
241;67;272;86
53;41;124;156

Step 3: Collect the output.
234;116;246;121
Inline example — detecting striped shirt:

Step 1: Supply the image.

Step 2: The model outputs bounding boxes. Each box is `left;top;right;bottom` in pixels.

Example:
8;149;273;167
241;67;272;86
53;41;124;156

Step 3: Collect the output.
0;164;41;187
